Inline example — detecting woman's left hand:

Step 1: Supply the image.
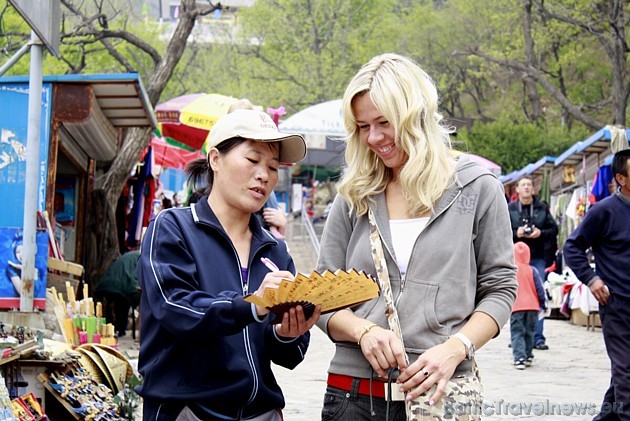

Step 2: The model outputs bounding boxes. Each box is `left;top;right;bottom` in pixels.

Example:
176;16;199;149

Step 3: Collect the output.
275;304;321;338
396;338;466;405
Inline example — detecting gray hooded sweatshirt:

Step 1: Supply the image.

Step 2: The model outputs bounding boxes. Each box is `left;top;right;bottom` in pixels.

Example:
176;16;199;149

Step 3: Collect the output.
316;157;518;378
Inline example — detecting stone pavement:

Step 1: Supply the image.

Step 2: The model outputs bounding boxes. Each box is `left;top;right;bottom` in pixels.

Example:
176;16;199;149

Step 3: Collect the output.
272;318;611;420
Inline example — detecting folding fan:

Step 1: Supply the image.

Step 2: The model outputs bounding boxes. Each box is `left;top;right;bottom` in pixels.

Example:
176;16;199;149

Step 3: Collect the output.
244;269;380;323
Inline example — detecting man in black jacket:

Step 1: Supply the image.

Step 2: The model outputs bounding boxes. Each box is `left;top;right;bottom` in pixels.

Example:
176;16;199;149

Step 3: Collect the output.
508;175;558;350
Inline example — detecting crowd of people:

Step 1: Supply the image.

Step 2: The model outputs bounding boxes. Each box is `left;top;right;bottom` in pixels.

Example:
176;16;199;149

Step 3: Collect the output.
119;53;627;420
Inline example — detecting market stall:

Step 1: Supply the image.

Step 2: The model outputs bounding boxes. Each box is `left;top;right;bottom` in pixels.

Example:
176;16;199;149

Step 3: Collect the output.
501;126;629;328
0;73;154;418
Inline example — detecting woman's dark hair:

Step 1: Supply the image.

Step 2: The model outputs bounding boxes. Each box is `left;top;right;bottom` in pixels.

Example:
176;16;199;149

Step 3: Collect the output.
185;137;247;196
186;189;205;205
612;149;630;177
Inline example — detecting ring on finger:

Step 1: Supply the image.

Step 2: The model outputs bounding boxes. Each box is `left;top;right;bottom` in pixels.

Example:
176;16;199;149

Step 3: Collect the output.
422;370;430;377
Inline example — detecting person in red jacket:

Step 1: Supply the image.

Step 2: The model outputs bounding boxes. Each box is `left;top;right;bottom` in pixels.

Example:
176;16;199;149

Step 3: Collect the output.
511;242;547;369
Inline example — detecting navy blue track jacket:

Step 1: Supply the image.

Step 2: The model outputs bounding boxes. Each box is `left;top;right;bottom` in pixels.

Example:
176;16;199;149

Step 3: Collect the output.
136;196;310;419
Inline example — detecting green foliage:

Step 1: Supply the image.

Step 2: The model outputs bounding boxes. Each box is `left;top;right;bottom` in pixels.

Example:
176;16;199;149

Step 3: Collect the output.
1;0;626;173
160;0;399;113
233;0;396;113
458;115;589;173
0;0;31;74
0;0;165;78
114;374;142;420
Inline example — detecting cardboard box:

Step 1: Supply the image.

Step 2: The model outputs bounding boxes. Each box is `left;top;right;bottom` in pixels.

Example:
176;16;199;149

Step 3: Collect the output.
18;366;48;410
570;309;601;329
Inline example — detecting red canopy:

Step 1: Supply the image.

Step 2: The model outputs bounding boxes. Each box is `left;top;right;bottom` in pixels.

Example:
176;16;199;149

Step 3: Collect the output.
151;135;203;169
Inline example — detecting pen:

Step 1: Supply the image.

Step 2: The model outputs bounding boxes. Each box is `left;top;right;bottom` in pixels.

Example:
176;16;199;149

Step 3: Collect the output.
260;257;280;272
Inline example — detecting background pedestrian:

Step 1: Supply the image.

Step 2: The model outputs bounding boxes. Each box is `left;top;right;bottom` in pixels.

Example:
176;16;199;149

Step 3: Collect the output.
563;149;630;420
508;175;557;350
510;242;546;370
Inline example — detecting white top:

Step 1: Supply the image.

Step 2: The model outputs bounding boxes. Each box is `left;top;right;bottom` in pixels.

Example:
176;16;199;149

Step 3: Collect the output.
390;217;430;277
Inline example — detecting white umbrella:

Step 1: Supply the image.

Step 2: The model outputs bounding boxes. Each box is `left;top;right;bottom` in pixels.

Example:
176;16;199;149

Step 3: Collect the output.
279;99;346;137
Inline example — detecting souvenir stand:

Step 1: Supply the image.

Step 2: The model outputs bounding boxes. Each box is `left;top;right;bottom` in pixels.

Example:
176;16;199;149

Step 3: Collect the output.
503;127;629;329
0;73;156;419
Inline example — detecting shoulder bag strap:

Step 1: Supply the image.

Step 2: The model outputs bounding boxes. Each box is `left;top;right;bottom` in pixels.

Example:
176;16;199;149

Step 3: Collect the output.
367;209;407;359
369;209;418;419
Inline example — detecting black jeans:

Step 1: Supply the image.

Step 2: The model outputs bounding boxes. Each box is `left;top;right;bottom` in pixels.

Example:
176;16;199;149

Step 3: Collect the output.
321;382;406;421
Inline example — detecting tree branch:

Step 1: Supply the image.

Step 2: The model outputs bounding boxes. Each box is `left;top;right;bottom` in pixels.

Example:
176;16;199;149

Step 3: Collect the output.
73;28;162;65
470;49;604;130
60;0;162;68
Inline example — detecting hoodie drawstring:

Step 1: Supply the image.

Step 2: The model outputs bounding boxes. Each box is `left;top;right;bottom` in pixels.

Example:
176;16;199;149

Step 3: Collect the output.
369;367;398;420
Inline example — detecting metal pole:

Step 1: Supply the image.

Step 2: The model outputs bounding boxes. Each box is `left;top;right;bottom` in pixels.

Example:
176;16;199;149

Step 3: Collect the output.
0;42;31;77
20;31;44;312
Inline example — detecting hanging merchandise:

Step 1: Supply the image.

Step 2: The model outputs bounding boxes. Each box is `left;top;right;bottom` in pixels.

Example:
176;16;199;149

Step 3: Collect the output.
562;165;576;184
553;193;572;249
127;149;155;249
608;124;629;153
589;164;614;204
539;170;551;205
565;187;587;225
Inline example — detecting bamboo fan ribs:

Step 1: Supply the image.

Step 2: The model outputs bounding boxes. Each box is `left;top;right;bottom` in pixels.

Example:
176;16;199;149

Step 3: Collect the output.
244;269;380;323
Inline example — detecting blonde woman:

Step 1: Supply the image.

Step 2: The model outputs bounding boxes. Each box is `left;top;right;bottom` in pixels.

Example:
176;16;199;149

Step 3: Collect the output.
317;53;517;420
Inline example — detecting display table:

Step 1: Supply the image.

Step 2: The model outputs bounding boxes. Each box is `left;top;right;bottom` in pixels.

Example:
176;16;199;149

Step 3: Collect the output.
38;372;82;420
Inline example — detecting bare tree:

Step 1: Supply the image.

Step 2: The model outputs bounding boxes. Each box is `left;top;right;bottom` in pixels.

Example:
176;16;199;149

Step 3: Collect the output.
521;0;542;122
470;0;628;130
58;0;220;285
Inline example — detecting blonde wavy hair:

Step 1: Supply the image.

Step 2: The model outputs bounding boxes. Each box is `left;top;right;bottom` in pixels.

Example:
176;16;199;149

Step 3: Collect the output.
338;53;456;217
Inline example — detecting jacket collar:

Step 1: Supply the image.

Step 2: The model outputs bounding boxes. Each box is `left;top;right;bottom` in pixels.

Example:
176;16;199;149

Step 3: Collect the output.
368;158;492;249
190;196;278;247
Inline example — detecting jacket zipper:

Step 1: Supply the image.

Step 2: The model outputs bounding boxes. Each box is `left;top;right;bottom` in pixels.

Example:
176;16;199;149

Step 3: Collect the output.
375;189;462;308
232;243;267;419
371;217;406;306
195;207;275;419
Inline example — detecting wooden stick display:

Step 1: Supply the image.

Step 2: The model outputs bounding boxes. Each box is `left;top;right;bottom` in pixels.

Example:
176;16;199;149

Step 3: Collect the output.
48;282;118;347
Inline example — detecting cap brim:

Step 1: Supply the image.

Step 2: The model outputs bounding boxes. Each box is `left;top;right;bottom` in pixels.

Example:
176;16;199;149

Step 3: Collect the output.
241;132;306;164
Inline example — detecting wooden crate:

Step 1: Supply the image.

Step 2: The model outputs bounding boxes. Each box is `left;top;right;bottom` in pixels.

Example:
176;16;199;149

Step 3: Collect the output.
47;257;83;302
570;309;601;330
46;273;80;302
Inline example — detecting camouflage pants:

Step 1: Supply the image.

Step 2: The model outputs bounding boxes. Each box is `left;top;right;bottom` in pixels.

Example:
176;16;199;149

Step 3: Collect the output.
407;364;483;421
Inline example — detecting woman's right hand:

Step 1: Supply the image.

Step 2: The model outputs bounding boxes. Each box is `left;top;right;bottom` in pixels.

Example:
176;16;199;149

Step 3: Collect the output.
358;325;407;379
253;270;294;316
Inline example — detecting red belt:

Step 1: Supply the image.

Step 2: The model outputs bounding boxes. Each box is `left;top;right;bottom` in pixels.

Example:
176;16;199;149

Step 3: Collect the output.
327;373;388;399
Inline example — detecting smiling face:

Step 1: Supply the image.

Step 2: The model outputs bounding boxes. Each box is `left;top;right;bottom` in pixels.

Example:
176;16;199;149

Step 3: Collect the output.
352;93;407;174
209;140;280;216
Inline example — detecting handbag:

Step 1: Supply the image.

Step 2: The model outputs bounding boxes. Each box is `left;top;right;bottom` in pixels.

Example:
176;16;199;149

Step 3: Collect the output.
367;209;483;420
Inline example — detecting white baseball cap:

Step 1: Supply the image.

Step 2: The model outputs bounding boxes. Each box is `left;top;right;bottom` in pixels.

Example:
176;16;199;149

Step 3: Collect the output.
207;109;306;164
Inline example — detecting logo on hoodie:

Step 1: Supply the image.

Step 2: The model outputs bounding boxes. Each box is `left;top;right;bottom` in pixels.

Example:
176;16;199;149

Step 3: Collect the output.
456;192;478;215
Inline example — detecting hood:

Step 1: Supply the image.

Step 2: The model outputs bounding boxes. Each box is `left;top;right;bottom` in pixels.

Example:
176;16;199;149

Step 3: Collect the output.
514;241;531;266
455;154;496;188
428;154;498;221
